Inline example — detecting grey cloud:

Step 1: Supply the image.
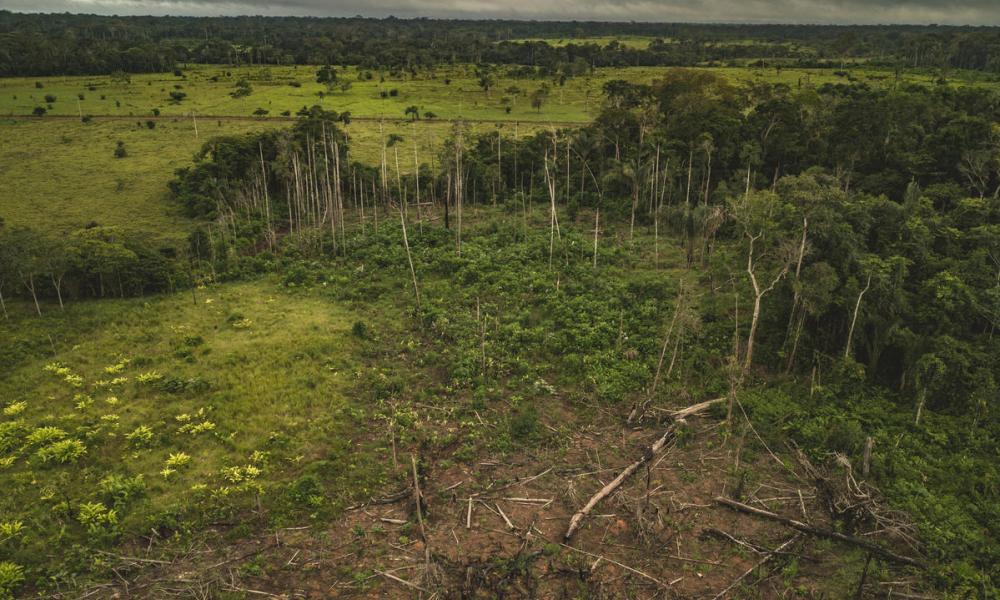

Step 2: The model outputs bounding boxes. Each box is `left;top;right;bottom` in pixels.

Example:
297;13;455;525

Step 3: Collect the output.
3;0;999;25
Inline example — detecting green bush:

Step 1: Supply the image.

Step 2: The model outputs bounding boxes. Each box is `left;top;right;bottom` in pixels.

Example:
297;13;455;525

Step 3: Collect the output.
0;561;24;600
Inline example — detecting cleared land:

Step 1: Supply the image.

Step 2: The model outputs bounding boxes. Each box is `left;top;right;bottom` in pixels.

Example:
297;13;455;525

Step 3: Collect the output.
1;64;988;124
0;277;392;572
2;63;993;239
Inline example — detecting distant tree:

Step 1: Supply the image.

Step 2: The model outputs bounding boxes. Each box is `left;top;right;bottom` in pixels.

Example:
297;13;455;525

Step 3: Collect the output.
32;106;46;116
44;237;70;310
530;85;550;112
477;67;496;97
404;105;420;120
316;65;337;90
6;227;46;315
505;85;521;105
110;70;131;85
114;141;127;158
230;79;253;98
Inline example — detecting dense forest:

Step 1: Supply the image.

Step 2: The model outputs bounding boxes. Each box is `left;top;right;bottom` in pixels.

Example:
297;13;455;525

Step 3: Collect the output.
4;11;1000;75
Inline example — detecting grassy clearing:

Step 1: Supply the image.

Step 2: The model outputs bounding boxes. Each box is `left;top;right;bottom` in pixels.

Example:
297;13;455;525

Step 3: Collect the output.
0;118;282;239
0;115;545;238
2;64;989;125
0;277;390;583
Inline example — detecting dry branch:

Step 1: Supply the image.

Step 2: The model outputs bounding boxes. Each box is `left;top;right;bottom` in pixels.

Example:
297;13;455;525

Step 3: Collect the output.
714;497;925;568
564;397;724;540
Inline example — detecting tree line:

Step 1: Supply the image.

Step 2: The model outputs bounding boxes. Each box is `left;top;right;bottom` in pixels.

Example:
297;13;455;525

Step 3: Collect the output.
3;11;1000;76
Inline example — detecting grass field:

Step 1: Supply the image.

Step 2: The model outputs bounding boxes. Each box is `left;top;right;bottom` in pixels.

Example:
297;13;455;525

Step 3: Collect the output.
2;62;994;240
0;118;282;239
0;277;392;578
1;64;988;125
0;116;546;237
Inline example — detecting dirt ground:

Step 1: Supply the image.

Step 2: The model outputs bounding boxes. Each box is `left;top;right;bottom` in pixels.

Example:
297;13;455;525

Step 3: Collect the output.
81;404;928;600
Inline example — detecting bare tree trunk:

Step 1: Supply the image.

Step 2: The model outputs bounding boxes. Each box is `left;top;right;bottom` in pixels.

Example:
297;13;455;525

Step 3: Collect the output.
785;308;806;374
845;273;872;359
51;274;64;310
592;208;599;268
398;199;420;311
785;217;809;336
743;234;789;376
25;274;41;316
544;151;561;269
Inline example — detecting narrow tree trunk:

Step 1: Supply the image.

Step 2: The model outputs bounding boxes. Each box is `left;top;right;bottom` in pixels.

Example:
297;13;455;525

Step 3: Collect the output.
26;274;41;316
51;274;64;310
845;273;872;359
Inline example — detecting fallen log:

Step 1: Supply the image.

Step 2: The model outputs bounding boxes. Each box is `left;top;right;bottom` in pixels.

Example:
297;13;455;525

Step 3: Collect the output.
564;397;724;540
714;496;925;569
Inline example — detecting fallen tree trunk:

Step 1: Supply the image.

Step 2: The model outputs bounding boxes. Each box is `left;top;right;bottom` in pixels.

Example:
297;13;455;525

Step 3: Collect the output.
564;397;724;540
714;497;925;569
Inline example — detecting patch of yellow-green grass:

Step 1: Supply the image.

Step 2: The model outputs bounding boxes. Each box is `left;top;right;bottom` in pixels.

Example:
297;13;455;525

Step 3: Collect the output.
4;64;993;127
0;278;388;574
343;119;550;174
0;117;282;239
0;64;602;123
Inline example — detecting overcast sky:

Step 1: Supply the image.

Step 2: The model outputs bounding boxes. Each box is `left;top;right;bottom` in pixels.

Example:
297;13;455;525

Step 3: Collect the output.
4;0;999;26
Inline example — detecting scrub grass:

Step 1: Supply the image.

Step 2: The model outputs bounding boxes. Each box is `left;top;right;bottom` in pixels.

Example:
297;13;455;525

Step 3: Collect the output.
0;277;392;585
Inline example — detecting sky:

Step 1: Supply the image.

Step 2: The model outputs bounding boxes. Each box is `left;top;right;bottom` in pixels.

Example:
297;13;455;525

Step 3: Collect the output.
3;0;999;26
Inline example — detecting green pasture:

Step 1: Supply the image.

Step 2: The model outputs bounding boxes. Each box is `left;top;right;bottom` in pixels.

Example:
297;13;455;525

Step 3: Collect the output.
0;116;546;238
0;277;390;575
1;64;986;125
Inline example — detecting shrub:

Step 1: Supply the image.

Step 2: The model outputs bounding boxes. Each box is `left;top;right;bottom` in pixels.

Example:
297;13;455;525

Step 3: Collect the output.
169;91;186;103
77;502;117;534
351;321;369;339
32;106;46;116
114;141;127;158
99;474;146;508
145;120;155;129
0;561;24;599
34;81;43;88
509;403;538;441
81;114;93;123
36;439;87;464
25;426;67;447
43;94;56;103
126;425;155;448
